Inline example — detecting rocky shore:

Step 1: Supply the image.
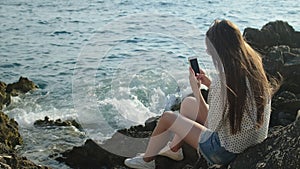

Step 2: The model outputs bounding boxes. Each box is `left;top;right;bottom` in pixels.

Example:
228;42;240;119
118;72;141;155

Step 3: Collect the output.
0;21;299;169
0;77;52;169
56;21;300;169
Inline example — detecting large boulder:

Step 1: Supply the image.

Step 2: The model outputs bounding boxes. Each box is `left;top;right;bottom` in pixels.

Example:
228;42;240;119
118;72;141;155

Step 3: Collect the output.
243;20;300;50
56;139;127;169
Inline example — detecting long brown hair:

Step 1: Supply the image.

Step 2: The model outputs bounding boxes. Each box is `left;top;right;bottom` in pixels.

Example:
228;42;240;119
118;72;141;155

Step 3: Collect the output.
206;20;272;134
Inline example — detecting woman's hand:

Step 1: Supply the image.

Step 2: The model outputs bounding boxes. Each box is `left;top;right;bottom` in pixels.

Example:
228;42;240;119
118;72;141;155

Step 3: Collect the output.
189;68;211;90
189;67;201;93
198;69;211;88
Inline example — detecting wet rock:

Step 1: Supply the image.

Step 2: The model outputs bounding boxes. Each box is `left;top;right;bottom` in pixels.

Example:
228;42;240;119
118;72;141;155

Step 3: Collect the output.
0;154;51;169
34;116;83;131
6;76;38;96
1;77;37;110
0;82;11;110
229;119;300;169
0;111;22;149
0;111;51;169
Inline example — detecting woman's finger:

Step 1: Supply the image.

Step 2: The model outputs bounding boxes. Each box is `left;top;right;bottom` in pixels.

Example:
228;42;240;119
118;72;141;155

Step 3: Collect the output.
200;69;205;74
189;67;195;76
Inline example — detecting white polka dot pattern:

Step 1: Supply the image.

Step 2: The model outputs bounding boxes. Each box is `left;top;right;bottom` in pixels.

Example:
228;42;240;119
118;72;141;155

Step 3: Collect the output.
206;76;271;153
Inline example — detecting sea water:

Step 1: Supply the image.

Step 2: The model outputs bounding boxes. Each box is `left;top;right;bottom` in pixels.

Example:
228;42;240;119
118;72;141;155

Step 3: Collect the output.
0;0;299;168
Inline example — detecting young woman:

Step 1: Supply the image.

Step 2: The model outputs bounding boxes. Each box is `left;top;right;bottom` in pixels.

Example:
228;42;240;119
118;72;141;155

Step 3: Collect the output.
124;19;273;168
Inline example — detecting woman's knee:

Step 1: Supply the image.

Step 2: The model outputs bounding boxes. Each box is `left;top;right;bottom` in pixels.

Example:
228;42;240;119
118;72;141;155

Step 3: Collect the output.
180;97;198;117
160;111;177;126
180;97;197;110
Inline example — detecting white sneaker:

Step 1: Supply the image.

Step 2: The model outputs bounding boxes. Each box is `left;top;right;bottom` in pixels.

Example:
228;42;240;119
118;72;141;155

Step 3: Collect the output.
124;155;155;169
158;142;184;161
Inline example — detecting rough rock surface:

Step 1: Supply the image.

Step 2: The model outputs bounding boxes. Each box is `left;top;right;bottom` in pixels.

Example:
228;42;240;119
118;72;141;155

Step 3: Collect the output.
34;116;83;131
229;119;300;169
0;111;51;169
0;111;22;149
57;21;300;169
56;119;157;169
55;118;202;169
0;76;49;168
243;20;300;50
0;82;11;110
0;77;38;110
56;117;300;169
5;76;38;96
244;21;300;127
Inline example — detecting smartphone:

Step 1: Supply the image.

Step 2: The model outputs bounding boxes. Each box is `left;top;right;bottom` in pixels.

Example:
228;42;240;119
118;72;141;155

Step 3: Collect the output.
188;56;200;75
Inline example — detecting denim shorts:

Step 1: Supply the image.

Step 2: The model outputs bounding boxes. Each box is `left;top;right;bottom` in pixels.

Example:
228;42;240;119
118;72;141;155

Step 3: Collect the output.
198;129;237;166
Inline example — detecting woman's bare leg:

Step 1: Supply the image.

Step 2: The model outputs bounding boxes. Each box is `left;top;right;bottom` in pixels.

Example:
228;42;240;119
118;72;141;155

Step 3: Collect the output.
170;97;208;152
143;111;206;162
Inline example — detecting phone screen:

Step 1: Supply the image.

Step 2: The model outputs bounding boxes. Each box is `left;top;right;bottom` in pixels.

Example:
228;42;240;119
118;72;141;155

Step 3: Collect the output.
189;58;200;75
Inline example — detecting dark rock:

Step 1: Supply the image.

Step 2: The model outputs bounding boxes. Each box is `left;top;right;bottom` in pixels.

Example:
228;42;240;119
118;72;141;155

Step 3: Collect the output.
56;138;131;169
270;91;299;127
262;45;300;92
0;111;51;169
0;154;51;169
244;21;300;95
229;119;300;169
144;116;159;131
243;20;300;50
57;116;205;169
56;118;155;168
1;77;37;110
155;143;205;169
0;82;11;110
0;111;22;149
34;116;83;131
6;76;38;96
244;21;300;127
58;115;300;169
